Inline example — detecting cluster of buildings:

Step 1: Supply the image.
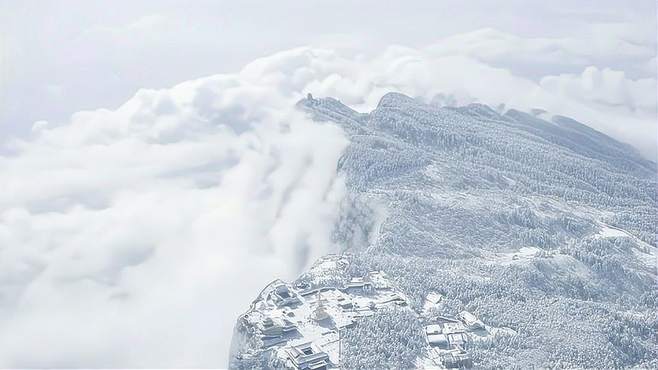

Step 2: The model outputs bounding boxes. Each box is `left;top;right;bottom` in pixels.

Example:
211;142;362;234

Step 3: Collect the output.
231;256;409;370
231;255;497;369
422;309;486;368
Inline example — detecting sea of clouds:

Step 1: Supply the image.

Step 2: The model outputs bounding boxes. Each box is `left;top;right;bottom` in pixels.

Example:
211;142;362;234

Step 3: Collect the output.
0;28;655;367
0;59;350;367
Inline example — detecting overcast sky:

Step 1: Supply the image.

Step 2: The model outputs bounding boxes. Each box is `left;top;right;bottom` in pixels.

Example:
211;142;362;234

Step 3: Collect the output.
0;1;656;367
1;0;656;145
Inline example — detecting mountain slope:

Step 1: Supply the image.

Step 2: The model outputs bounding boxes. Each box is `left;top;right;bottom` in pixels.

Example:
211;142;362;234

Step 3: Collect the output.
230;93;657;369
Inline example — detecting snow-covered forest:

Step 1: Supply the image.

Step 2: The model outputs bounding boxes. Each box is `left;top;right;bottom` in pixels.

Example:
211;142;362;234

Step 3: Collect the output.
297;92;657;368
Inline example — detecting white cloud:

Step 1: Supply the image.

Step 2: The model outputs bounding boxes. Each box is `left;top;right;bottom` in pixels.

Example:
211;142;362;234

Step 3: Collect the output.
0;64;348;367
1;27;656;366
540;66;656;113
426;27;656;78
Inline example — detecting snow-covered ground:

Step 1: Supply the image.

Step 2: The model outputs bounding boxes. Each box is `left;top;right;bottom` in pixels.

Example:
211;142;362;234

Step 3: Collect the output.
232;256;413;369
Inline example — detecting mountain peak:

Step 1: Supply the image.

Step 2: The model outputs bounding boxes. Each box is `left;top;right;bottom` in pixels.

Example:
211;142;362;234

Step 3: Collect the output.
377;92;418;108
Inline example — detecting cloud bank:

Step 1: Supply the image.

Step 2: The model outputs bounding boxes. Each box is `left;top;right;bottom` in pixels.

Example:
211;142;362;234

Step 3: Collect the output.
0;67;348;367
0;27;655;367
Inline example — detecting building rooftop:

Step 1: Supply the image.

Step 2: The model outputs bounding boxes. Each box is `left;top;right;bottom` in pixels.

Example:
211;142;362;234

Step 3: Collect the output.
425;324;442;335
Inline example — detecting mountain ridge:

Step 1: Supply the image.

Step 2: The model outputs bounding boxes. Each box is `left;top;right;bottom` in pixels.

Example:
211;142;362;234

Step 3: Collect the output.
231;92;657;369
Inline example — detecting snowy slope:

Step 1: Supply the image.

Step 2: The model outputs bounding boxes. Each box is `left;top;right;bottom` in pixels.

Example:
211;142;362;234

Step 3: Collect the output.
230;93;657;369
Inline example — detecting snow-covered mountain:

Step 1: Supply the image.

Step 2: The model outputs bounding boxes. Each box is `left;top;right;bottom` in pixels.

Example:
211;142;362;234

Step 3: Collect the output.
229;92;657;369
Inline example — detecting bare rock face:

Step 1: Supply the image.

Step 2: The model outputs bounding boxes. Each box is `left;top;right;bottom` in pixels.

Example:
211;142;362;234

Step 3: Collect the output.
230;93;657;369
